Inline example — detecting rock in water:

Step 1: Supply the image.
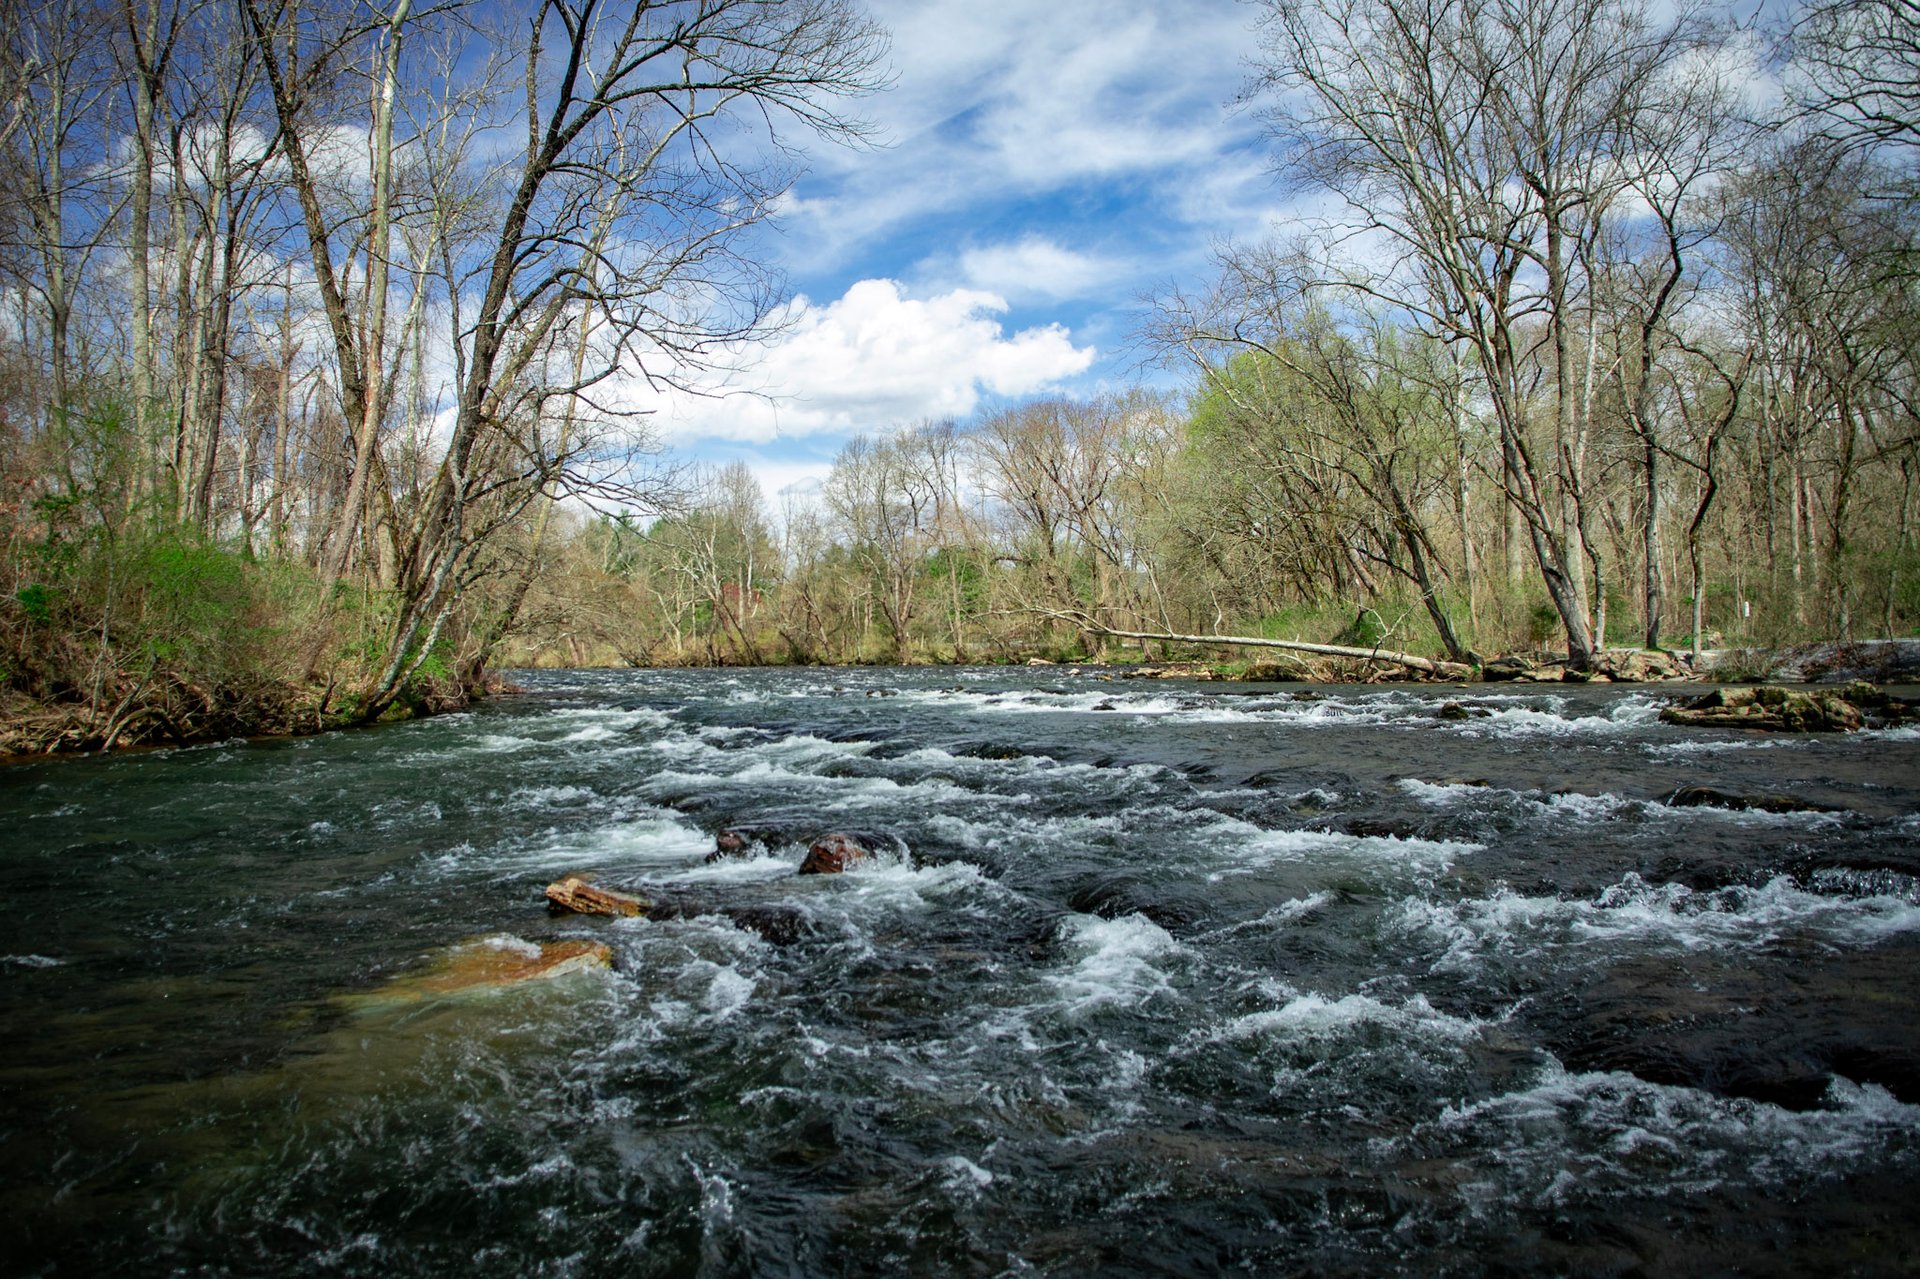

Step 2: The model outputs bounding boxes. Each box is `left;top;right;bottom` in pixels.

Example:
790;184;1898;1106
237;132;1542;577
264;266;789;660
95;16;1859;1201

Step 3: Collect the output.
799;832;890;875
708;825;796;862
545;875;649;916
1659;685;1863;732
1665;785;1840;815
721;905;813;944
351;936;615;1007
712;829;753;859
417;937;614;992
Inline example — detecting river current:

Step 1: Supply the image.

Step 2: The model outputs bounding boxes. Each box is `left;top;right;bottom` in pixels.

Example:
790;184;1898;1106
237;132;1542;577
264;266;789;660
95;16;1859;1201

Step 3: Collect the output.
4;667;1920;1276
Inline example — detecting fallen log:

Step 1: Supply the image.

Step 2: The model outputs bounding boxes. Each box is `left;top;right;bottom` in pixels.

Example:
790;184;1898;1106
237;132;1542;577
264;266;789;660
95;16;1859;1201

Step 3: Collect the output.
1045;616;1474;680
544;875;649;917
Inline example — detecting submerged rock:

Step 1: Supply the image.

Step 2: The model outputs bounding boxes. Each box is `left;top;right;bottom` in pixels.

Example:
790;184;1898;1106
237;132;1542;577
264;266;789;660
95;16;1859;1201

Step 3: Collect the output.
708;825;797;862
1659;685;1864;732
720;904;813;945
643;898;815;945
363;936;615;1005
1665;785;1841;815
544;875;649;916
1540;943;1920;1110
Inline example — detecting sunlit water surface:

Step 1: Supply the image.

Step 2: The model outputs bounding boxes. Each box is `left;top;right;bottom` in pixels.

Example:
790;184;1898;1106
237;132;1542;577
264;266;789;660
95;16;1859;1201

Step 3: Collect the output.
4;668;1920;1275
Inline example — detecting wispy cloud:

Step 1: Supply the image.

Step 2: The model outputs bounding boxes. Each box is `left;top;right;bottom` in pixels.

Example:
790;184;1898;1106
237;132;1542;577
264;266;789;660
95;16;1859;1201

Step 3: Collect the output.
771;0;1269;274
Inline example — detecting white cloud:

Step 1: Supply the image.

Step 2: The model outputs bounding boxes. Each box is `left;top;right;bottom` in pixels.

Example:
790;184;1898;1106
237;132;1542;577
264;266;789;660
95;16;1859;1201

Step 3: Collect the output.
632;278;1096;444
773;0;1267;270
945;236;1123;303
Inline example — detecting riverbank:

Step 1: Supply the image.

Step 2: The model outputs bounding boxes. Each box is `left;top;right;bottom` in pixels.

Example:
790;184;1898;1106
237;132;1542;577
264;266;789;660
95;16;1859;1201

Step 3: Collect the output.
6;639;1916;762
0;671;519;762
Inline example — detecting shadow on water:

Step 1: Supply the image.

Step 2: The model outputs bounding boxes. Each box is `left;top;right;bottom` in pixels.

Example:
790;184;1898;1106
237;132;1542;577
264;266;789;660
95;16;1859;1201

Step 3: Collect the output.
3;666;1919;1275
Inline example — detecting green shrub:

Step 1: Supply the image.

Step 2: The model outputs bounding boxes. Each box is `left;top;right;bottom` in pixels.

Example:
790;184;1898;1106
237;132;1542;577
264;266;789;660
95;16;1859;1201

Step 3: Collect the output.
15;584;54;624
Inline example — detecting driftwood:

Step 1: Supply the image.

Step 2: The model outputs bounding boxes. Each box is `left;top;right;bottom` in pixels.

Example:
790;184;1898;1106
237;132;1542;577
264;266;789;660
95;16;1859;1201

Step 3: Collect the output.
1043;614;1473;680
544;876;649;917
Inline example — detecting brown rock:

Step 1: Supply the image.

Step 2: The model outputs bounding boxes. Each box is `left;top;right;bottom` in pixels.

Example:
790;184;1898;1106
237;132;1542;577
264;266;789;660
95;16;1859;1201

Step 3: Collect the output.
351;936;616;1007
545;875;649;916
1480;655;1534;681
1594;649;1688;682
1659;685;1864;733
712;829;753;859
799;832;879;875
417;937;614;993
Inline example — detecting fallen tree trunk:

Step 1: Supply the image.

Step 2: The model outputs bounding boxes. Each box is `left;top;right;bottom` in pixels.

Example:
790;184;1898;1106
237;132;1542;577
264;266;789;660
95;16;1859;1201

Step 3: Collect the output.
1051;616;1474;680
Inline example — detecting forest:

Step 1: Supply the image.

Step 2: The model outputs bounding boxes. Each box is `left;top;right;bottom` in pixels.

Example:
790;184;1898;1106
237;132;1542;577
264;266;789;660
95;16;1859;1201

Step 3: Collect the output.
2;0;1917;752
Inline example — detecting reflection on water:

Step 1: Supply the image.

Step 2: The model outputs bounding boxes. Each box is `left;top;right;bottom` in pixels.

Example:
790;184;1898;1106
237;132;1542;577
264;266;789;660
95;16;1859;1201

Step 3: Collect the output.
4;667;1920;1275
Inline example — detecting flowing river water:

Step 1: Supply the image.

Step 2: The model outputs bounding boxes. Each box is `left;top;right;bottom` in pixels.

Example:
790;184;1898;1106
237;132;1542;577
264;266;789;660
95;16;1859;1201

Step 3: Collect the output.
5;667;1920;1276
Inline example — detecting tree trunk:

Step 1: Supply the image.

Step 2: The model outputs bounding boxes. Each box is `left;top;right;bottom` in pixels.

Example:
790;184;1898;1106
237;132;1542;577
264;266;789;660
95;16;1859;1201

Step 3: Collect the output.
1048;614;1473;679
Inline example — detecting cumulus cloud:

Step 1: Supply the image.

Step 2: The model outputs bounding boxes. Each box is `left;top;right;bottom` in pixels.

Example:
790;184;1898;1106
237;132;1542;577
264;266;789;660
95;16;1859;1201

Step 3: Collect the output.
634;278;1095;444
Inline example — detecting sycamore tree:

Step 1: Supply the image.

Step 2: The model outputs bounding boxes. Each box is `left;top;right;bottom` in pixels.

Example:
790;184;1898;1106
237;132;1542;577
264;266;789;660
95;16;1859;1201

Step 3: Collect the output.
1245;0;1735;667
239;0;886;715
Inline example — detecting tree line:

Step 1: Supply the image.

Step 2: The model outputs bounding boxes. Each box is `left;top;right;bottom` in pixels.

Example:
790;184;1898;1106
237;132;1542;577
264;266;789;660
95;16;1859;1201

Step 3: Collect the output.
2;0;1916;747
510;0;1920;672
0;0;885;746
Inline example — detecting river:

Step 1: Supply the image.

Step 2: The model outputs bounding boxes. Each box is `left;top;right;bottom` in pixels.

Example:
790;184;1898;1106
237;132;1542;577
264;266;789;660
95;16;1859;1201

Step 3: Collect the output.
4;667;1919;1275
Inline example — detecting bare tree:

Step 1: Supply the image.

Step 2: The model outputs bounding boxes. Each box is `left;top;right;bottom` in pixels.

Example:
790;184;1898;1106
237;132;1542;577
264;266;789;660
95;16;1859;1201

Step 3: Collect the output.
1792;0;1920;159
242;0;885;714
1247;0;1728;667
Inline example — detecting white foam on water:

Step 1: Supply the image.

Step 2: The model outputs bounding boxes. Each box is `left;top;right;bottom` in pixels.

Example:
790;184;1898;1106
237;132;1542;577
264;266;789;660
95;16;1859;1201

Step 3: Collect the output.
1649;735;1801;759
1453;694;1665;741
1398;777;1845;830
544;705;673;730
702;966;757;1021
476;933;544;958
2;954;64;968
657;853;796;885
1191;893;1336;943
809;857;997;920
1395;872;1920;971
479;1152;577;1190
1399;778;1491;806
1427;1060;1920;1201
470;733;540;753
1216;990;1484;1044
1045;913;1183;1015
941;1155;996;1191
503;784;597;811
508;812;712;873
1206;826;1481;883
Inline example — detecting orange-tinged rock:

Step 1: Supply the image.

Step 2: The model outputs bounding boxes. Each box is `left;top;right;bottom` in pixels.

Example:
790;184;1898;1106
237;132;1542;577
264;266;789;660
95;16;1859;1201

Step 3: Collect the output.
544;875;648;917
389;936;614;1001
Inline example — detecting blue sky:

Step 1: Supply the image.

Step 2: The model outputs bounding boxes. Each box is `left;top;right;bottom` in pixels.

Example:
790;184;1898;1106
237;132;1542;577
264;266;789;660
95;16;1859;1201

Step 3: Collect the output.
639;0;1292;500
